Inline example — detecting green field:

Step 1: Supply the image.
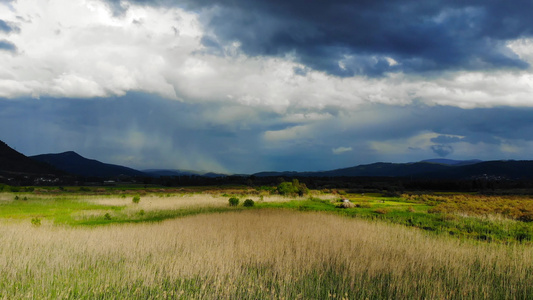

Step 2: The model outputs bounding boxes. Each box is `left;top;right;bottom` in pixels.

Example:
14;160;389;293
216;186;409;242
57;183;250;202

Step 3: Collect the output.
0;186;532;298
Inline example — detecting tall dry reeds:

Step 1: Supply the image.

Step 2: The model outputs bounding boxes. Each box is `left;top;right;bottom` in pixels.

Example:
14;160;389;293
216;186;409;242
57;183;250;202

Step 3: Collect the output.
1;210;531;299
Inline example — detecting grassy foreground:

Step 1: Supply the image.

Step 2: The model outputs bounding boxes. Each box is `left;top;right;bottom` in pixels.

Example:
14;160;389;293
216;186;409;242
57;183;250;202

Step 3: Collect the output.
1;209;532;299
1;189;532;298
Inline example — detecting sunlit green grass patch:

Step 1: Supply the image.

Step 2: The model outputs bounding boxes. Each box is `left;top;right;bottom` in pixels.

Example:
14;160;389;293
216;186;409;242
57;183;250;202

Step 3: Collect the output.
0;195;119;224
0;192;246;226
71;206;241;226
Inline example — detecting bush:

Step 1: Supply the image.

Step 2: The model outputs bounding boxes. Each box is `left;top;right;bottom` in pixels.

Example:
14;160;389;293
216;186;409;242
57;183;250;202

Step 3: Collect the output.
228;197;240;206
31;217;41;226
132;195;141;204
243;199;255;207
104;213;112;220
277;179;309;196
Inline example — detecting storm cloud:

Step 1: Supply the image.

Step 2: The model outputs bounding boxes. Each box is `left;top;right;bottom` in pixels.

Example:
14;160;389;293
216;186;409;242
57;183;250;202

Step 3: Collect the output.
2;0;533;173
101;0;533;76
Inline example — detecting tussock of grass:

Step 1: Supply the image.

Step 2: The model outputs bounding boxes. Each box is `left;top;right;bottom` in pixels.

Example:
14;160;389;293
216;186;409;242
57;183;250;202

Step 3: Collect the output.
0;210;531;299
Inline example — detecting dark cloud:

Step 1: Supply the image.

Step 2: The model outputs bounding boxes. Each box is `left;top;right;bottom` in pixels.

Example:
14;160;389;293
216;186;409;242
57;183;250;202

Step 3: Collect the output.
431;145;454;157
171;0;533;76
0;40;16;52
98;0;533;76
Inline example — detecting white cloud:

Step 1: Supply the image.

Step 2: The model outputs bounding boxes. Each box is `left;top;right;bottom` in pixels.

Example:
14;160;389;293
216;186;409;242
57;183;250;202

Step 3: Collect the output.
1;0;533;115
263;125;311;143
332;146;352;155
368;132;440;156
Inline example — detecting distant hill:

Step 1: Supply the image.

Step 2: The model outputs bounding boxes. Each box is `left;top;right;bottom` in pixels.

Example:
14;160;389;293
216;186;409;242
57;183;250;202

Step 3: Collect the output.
31;151;147;178
143;169;228;178
0;140;61;176
6;141;533;181
254;162;453;178
142;169;199;177
253;159;533;180
421;159;483;166
429;160;533;180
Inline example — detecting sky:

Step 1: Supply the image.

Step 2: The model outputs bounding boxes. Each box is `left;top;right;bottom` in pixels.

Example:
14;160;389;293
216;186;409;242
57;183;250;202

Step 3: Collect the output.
1;0;533;174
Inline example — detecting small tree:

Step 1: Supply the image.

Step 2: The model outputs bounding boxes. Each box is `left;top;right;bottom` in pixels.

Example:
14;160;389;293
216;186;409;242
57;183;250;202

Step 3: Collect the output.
243;199;255;207
277;180;309;196
132;195;141;204
228;197;239;206
277;182;297;195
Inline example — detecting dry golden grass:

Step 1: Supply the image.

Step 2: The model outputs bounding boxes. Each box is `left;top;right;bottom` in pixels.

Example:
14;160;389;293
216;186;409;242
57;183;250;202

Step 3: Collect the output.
82;193;336;217
1;209;532;299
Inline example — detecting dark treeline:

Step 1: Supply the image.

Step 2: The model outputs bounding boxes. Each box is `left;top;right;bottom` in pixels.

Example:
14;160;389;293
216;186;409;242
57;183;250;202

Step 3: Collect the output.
4;172;533;194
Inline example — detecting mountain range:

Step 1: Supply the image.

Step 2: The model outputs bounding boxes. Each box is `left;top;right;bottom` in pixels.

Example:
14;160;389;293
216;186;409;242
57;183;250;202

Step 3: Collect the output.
2;140;533;180
0;140;62;176
31;151;146;178
252;160;532;180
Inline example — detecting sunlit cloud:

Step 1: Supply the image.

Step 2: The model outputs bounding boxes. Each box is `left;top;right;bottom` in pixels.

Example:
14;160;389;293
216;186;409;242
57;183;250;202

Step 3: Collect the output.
332;147;352;155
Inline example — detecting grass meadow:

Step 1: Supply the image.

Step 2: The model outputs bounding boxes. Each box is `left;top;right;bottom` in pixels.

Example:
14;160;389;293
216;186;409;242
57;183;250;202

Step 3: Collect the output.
0;189;532;298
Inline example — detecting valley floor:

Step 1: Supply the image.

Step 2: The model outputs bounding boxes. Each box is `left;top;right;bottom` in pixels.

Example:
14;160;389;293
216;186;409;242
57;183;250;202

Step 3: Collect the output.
0;189;532;299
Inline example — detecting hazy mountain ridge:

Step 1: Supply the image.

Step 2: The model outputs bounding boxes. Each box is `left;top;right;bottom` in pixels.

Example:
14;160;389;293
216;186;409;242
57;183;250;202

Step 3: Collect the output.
253;159;533;180
30;151;147;178
253;162;453;178
142;169;228;178
421;159;484;166
0;141;62;176
3;139;533;181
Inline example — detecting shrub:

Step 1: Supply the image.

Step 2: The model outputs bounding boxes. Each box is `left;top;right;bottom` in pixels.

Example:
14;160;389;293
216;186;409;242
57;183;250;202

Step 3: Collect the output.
243;199;255;207
228;197;240;206
277;180;309;196
132;195;141;204
31;217;41;226
104;213;112;220
138;209;145;216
